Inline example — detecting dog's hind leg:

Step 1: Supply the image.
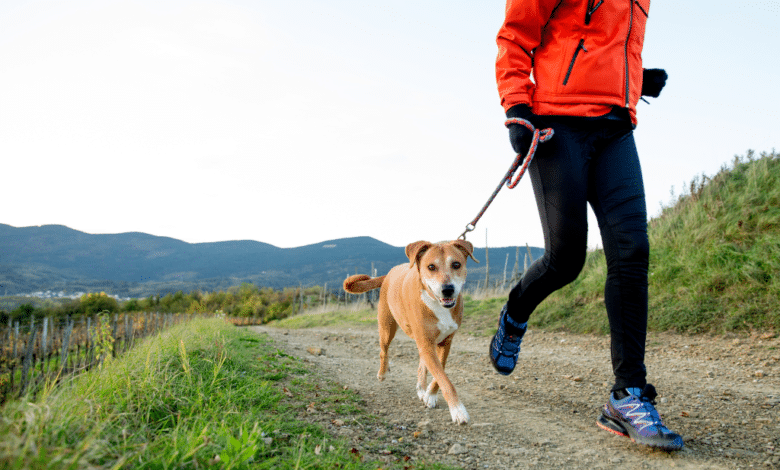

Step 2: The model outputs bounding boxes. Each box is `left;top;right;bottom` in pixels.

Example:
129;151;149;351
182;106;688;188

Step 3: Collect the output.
417;358;436;408
376;303;397;382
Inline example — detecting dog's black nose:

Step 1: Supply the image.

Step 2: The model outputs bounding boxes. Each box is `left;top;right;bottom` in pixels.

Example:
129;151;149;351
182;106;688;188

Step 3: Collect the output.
441;284;455;298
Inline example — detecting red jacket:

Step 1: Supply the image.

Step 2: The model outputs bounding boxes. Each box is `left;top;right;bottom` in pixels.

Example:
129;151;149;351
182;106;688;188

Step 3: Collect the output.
496;0;650;125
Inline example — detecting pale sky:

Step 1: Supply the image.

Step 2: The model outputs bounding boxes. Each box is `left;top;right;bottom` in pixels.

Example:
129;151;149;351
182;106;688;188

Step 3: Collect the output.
2;1;778;249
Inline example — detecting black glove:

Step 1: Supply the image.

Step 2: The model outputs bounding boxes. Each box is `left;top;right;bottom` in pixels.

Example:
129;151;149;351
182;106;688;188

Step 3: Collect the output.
505;104;535;156
641;68;668;98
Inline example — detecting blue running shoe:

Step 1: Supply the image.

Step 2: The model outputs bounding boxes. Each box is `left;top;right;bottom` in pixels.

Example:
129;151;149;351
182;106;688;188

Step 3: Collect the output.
489;305;527;375
597;384;684;451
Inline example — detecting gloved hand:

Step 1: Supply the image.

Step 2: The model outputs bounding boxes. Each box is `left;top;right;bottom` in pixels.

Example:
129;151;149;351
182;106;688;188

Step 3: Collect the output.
506;104;535;156
641;68;668;98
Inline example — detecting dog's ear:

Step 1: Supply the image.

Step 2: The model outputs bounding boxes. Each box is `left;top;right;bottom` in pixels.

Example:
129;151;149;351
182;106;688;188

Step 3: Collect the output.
451;239;479;263
405;240;432;268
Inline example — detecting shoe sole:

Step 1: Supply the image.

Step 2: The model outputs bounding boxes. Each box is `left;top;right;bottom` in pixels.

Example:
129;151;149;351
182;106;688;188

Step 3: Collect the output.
596;414;629;436
596;414;684;451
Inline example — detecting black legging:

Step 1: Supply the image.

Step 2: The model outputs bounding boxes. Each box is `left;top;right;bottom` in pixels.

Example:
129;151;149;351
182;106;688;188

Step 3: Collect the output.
505;114;649;392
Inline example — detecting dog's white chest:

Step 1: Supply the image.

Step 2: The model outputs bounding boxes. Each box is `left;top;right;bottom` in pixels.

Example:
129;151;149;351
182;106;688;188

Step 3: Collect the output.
421;290;459;343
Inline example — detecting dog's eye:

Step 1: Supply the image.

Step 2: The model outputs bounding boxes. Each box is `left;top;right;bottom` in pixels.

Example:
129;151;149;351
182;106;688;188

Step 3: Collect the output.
452;262;461;269
427;264;436;272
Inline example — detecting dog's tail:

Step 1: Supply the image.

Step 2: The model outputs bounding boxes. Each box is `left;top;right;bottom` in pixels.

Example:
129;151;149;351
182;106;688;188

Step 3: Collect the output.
343;274;386;294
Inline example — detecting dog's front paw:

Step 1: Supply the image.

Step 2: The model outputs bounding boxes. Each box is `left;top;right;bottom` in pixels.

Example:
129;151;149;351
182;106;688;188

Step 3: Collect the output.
449;403;469;425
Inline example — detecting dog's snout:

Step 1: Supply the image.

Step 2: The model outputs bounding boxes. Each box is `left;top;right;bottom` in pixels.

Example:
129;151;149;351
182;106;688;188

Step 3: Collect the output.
441;284;456;298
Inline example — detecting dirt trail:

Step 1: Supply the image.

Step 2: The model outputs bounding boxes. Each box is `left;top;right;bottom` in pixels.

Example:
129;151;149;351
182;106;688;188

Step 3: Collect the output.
253;323;779;469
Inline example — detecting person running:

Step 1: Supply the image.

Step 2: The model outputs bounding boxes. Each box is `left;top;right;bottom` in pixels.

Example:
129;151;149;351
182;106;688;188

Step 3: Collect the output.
488;0;683;451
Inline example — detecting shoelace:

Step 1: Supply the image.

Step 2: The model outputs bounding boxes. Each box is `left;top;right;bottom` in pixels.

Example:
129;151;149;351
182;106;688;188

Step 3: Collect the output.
643;401;671;430
493;330;521;355
502;337;520;353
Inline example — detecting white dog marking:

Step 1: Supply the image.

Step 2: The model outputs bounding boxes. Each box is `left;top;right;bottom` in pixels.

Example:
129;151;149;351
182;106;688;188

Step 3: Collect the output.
421;290;459;343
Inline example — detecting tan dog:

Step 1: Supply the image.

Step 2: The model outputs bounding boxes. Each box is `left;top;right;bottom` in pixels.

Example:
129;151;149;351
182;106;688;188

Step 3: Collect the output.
343;240;477;424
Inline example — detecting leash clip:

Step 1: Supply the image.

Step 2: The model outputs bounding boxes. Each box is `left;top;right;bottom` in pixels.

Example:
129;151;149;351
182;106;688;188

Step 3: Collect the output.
458;223;476;241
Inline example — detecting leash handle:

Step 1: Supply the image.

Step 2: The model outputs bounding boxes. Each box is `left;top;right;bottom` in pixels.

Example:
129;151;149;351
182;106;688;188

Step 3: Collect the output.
458;118;554;241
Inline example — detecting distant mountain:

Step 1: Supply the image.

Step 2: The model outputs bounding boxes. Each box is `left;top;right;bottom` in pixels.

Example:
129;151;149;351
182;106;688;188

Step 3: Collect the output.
0;224;544;297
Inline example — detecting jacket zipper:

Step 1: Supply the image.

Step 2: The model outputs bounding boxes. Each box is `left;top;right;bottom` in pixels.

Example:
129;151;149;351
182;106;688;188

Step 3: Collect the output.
634;1;648;18
623;0;634;107
585;0;603;25
563;39;587;86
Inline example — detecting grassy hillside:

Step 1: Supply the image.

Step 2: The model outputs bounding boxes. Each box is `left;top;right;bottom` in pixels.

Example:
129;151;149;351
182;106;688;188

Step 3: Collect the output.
530;150;780;334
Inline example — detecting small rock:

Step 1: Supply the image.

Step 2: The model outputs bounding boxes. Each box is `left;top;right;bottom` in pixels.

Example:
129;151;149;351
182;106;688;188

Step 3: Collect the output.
755;370;765;378
262;437;273;445
448;443;468;455
307;347;325;356
417;420;432;430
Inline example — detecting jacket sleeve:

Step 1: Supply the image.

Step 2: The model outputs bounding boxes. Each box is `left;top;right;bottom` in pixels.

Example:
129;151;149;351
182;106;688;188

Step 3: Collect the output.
496;0;561;111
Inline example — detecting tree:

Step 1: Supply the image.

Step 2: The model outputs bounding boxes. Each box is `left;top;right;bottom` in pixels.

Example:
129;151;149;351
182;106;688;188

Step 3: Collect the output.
80;292;119;314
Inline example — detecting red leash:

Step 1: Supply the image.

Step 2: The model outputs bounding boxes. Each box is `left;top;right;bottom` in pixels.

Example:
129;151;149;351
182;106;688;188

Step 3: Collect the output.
458;118;554;240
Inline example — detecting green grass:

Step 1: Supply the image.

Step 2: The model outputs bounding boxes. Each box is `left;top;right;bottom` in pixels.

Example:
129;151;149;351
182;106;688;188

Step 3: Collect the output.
268;307;377;329
0;318;454;469
460;296;507;337
528;150;780;335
